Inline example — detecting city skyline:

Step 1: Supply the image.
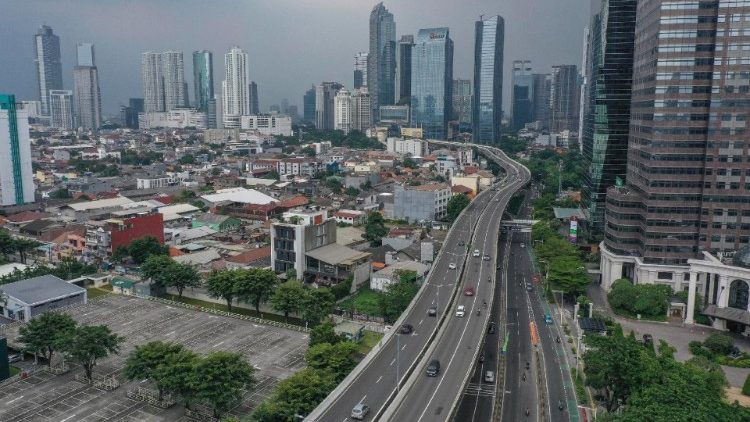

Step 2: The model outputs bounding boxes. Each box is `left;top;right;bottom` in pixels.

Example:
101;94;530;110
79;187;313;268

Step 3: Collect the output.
0;0;588;115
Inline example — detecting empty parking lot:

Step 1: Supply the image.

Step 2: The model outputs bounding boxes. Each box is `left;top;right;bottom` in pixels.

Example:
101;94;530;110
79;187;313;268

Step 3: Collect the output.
0;294;308;421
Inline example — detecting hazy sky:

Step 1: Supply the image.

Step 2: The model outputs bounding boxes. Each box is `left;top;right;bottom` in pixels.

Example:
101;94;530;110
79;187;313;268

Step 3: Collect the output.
0;0;589;116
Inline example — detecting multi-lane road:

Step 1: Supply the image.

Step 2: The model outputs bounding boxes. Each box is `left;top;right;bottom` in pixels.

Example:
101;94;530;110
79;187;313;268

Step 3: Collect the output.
308;145;527;422
381;148;530;421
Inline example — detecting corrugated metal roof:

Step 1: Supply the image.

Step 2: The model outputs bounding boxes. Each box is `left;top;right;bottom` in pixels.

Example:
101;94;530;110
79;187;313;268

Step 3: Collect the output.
1;275;86;306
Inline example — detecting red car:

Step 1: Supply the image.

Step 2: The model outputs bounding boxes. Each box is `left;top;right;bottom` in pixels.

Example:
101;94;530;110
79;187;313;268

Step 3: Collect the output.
464;286;475;296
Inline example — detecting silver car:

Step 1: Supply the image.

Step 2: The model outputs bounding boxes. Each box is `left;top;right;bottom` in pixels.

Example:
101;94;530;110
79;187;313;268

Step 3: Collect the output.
351;403;370;420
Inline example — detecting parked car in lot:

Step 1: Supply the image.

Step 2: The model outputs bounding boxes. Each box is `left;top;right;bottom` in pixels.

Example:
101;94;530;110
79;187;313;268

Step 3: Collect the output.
426;359;441;377
428;306;437;317
400;324;413;334
455;305;466;317
351;403;370;420
464;286;475;296
448;263;457;270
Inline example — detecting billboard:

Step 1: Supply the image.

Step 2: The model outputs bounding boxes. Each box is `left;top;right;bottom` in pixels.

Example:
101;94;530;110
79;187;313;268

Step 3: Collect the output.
569;216;578;244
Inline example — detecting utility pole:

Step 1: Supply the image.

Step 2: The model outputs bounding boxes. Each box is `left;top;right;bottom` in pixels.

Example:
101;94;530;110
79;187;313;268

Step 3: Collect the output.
558;160;563;198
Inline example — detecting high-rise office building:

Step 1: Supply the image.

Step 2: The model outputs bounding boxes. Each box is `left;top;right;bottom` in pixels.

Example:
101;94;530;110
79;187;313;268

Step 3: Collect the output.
0;94;35;206
511;60;534;131
142;52;164;113
532;73;551;129
398;35;415;104
549;64;579;133
452;79;472;124
162;51;188;111
280;98;289;115
581;0;636;235
222;46;250;128
193;50;214;113
73;43;102;130
34;25;63;117
369;2;396;115
334;88;352;134
354;52;368;90
472;16;504;144
248;81;260;115
315;82;343;130
49;90;74;130
602;1;750;273
303;85;316;123
352;88;372;132
412;28;453;140
121;97;144;129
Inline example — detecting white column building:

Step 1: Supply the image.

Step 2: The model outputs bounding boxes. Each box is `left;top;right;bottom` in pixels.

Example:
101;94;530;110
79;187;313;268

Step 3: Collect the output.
49;90;74;130
0;95;35;206
142;52;164;113
334;88;352;134
161;51;188;111
222;47;249;128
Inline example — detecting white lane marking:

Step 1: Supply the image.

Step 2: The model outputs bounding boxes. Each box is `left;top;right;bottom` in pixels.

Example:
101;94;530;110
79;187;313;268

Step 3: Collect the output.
418;319;424;326
60;415;77;422
6;395;24;404
358;394;367;404
390;358;396;366
213;341;225;348
376;375;383;384
401;344;407;351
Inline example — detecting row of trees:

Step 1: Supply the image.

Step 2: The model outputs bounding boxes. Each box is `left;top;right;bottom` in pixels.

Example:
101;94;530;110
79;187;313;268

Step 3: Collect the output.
124;341;255;418
607;278;672;319
0;256;98;285
141;255;201;298
18;312;122;382
584;326;748;420
113;236;169;265
531;220;589;295
205;269;338;325
0;229;42;264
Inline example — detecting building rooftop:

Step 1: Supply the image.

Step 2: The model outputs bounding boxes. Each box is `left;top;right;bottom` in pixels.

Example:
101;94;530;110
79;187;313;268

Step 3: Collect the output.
0;275;86;306
373;260;430;278
552;207;587;221
63;196;133;211
226;246;272;264
172;248;222;266
201;187;277;205
193;213;232;225
408;183;450;192
305;243;371;266
157;203;200;215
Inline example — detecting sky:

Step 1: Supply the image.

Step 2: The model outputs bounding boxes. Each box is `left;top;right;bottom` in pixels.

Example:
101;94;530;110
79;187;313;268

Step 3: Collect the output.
0;0;590;116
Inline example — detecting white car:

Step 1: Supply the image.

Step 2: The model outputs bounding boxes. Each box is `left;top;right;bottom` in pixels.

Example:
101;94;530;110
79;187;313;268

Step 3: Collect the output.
455;305;466;317
473;249;481;257
448;263;457;270
520;243;526;248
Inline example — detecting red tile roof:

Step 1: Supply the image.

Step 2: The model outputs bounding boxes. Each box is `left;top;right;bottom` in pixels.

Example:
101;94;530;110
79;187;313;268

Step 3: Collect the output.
451;185;473;194
225;246;272;264
278;196;309;209
6;211;50;223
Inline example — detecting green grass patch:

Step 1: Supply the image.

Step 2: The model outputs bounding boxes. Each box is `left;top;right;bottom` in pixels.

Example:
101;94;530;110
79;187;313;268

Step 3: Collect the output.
9;366;20;377
571;367;587;405
339;287;385;317
99;283;113;291
86;287;111;299
357;331;384;355
162;293;307;327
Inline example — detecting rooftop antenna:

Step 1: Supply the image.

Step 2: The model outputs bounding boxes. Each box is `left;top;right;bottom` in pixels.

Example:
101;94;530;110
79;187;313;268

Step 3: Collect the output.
479;14;484;21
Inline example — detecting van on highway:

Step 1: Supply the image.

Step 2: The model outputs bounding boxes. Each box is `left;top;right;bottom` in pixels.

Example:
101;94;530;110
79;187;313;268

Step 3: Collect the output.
426;359;441;377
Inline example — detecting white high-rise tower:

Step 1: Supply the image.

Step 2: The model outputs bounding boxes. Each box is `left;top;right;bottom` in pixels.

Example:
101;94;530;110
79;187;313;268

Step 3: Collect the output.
222;46;249;128
73;43;102;130
334;88;352;134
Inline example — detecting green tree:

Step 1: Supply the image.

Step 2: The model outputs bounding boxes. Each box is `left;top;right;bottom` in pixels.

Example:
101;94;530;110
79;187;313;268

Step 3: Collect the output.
345;186;360;197
703;333;734;355
270;280;306;322
363;212;388;246
264;169;280;181
301;146;316;157
69;325;124;382
302;287;336;326
402;157;418;169
0;229;16;261
112;246;130;264
331;275;353;300
446;194;470;223
128;236;168;264
206;270;238;311
18;312;77;366
194;351;256;418
326;177;343;194
179;154;196;165
140;255;176;286
13;238;41;264
547;256;589;294
235;268;278;314
743;373;750;396
52;256;98;280
252;367;337;422
123;341;184;400
379;273;419;323
158;348;201;409
163;262;201;298
304;341;358;382
309;320;343;347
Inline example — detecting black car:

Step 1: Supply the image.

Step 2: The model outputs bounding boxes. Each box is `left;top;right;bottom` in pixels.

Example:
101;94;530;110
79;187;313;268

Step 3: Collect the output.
479;351;485;363
400;324;413;334
488;322;496;334
426;359;441;377
428;306;437;317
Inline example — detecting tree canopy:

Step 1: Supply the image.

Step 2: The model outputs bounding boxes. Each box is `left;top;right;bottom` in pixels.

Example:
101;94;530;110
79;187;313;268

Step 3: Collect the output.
68;325;124;381
363;212;388;246
18;312;76;366
446;194;470;224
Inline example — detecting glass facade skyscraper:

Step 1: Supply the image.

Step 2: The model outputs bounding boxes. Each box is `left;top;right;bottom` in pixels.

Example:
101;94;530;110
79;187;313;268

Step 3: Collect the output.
472;15;504;144
303;85;316;123
368;3;396;116
193;50;214;113
581;0;636;235
398;35;414;103
411;27;453;140
34;25;63;117
511;60;534;131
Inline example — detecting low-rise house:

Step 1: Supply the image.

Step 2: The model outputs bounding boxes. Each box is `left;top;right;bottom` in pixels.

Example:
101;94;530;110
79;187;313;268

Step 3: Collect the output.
334;210;366;226
370;261;430;292
224;246;272;270
191;213;241;232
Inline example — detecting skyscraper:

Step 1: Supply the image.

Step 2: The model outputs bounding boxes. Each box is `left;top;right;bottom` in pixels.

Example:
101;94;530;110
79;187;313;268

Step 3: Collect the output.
452;79;472;124
249;81;259;115
315;82;343;130
581;0;636;235
531;73;551;129
73;43;102;130
334;88;352;134
49;90;74;130
34;25;63;116
398;35;414;104
472;16;504;144
121;97;143;129
354;52;368;90
0;94;35;206
412;28;453;140
368;2;396;115
602;0;750;271
162;51;188;111
511;60;534;131
222;46;250;128
549;64;579;133
303;85;316;123
352;88;372;132
142;52;164;113
193;50;214;113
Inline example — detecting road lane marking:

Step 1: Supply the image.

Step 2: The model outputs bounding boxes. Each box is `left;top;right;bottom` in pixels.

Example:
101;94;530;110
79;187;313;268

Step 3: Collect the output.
60;415;77;422
358;394;367;404
6;395;24;404
390;358;396;366
419;319;424;326
401;344;407;351
376;375;383;384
